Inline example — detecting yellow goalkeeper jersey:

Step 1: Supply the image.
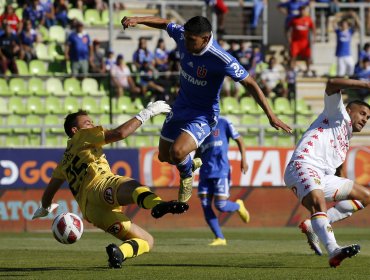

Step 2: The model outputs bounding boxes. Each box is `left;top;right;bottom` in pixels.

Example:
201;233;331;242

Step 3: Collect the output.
52;126;112;206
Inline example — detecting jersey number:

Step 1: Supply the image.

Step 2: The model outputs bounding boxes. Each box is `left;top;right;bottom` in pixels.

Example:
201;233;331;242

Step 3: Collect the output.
66;156;88;195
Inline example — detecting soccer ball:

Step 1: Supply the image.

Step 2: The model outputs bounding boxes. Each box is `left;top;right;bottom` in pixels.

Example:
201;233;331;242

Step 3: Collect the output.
51;213;84;244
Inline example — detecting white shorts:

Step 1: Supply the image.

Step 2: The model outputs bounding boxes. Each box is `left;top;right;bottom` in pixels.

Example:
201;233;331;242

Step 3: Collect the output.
284;161;354;202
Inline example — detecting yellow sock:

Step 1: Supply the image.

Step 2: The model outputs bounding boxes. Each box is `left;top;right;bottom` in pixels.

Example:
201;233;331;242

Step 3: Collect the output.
132;186;162;209
119;238;150;259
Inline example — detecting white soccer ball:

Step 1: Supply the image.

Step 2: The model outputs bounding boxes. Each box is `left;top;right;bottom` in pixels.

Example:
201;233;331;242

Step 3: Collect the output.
51;213;84;244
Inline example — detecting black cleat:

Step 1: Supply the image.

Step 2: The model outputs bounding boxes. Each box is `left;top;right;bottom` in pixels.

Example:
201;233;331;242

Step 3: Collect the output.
151;201;189;219
329;244;360;268
106;243;124;269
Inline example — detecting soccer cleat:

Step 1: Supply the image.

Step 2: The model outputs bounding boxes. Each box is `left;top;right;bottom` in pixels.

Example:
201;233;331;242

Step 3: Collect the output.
209;238;227;246
299;219;323;256
106;243;124;269
178;158;203;203
151;201;189;219
329;244;360;268
235;199;250;223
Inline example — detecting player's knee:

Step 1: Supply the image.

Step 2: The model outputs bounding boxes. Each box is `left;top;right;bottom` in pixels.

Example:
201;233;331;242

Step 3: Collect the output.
200;197;212;208
360;188;370;207
146;234;154;250
214;200;227;212
169;145;187;163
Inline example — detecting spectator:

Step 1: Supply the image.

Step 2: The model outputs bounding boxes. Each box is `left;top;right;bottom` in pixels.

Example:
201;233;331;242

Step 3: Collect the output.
20;19;39;62
89;39;106;75
0;24;22;74
0;4;23;34
40;0;55;28
286;59;298;101
154;38;169;72
65;21;92;76
259;56;287;98
54;0;69;27
278;0;310;31
249;44;264;77
353;58;370;100
110;54;140;98
286;5;316;76
239;0;266;35
358;42;370;65
132;37;154;71
205;0;229;35
105;49;115;71
23;0;45;29
333;11;360;77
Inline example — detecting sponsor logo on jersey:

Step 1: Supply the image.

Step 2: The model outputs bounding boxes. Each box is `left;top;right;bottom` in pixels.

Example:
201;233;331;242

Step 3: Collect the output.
181;69;207;86
104;187;114;204
107;222;123;234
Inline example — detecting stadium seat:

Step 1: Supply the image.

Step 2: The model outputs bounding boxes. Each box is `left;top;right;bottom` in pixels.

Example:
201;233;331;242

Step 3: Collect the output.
64;96;80;113
114;10;132;26
49;25;66;44
263;134;276;147
48;42;65;61
115;114;132;125
126;135;152;147
0;98;9;115
292;99;313;115
46;77;67;96
276;132;294;147
28;77;48;96
259;116;276;134
27;134;41;147
45;135;61;147
0;78;11;97
8;96;28;115
68;8;84;23
296;114;312;134
27;96;47;115
100;96;113;114
35;43;52;61
115;96;132;114
5;135;24;147
38;25;49;43
15;8;23;19
274;97;293;115
239;96;257;114
84;9;104;26
64;77;84;96
82;78;105;96
221;97;240;114
7;115;25;134
99;114;112;126
45;96;64;114
224;114;240;126
25;114;42;134
101;10;109;25
81;96;101;114
15;59;29;76
242;134;259;146
143;114;165;132
29;60;48;76
9;78;28;96
44;114;65;134
240;115;259;134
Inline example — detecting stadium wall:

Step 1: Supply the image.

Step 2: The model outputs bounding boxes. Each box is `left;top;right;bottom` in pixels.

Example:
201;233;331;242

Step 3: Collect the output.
0;147;369;232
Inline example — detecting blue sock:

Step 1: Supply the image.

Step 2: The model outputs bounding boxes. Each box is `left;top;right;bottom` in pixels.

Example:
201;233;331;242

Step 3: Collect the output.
214;200;239;212
176;155;192;178
200;197;224;239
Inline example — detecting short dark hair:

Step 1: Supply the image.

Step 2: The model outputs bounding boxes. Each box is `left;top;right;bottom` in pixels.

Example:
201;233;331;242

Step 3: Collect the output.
64;110;88;137
346;100;370;110
184;16;212;35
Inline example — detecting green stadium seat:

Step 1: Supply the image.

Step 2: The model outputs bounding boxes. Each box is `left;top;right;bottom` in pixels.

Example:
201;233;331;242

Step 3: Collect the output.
240;115;259;134
0;98;9;115
259;116;276;134
15;59;29;76
84;9;104;26
49;26;66;44
115;10;132;26
45;135;61;147
27;96;47;115
221;96;240;114
143;114;165;132
134;97;144;111
64;96;80;113
274;97;293;115
100;96;113;114
5;135;24;147
255;98;274;115
0;78;11;97
9;78;28;96
81;96;101;114
0;115;8;134
126;135;152;147
25;114;42;133
44;115;64;134
45;96;64;114
292;99;313;115
99;114;112;126
101;10;109;25
27;134;41;146
68;8;84;23
46;77;67;96
115;96;132;114
240;96;257;114
38;25;49;43
48;42;65;61
115;114;132;125
35;43;52;61
28;77;48;96
276;132;294;147
82;78;105;96
224;114;240;126
29;60;48;76
7;115;25;133
8;96;28;115
15;8;23;19
296;114;312;134
242;134;259;146
64;77;84;96
263;134;276;147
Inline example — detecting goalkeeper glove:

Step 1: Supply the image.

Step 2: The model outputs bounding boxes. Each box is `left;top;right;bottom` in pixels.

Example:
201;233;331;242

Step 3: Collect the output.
135;100;171;124
32;203;59;220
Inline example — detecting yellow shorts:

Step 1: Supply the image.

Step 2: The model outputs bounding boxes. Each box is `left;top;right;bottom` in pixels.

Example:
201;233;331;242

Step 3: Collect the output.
83;175;133;240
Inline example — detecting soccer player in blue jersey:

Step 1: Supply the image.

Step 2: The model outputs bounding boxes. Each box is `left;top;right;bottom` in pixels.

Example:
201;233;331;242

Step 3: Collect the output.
195;116;249;246
122;15;292;203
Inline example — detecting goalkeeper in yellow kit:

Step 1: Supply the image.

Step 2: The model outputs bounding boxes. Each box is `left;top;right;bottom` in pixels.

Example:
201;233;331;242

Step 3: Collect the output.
32;101;189;268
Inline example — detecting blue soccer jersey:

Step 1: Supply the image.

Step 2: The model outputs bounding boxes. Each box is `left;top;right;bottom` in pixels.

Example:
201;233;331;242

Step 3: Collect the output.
166;23;249;118
335;28;354;57
198;117;240;179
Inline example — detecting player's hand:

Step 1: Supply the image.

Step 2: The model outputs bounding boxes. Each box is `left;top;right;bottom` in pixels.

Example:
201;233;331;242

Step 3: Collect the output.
136;100;171;123
121;16;138;30
32;203;59;220
241;161;248;174
269;115;293;134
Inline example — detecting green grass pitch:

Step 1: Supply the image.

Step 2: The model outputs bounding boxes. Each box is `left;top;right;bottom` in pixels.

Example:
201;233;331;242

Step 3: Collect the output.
1;228;370;280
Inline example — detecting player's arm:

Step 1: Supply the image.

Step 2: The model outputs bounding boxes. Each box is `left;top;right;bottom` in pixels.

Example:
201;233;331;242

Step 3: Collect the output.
32;177;64;219
234;136;248;174
325;78;370;96
240;76;292;133
104;100;171;144
121;16;170;30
